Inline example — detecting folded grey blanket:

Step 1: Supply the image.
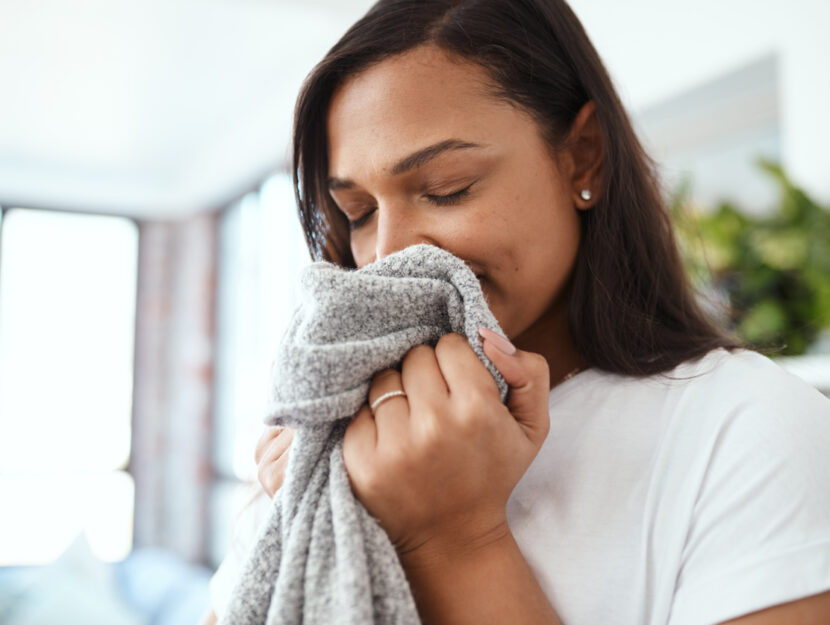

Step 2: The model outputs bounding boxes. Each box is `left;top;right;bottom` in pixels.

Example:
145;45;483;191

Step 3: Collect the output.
219;243;509;625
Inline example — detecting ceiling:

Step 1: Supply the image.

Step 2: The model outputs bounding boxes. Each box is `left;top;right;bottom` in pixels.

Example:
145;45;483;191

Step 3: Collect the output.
0;0;373;219
2;0;822;220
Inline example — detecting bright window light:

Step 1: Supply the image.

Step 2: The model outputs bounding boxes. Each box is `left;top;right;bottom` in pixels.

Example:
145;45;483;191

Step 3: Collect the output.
0;208;138;565
213;174;310;484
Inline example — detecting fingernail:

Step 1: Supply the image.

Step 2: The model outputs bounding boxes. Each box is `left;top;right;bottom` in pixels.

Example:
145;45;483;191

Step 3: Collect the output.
478;326;516;355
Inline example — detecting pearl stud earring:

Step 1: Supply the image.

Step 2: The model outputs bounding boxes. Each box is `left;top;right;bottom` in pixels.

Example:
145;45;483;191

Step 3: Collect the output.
580;189;592;201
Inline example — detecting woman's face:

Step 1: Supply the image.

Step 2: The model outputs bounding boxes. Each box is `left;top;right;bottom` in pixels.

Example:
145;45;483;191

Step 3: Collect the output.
326;44;582;344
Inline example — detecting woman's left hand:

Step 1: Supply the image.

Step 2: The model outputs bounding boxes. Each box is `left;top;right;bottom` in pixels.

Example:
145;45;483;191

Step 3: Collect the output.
342;330;551;559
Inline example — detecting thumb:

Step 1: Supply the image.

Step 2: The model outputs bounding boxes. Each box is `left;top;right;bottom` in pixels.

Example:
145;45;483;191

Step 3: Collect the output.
478;327;551;442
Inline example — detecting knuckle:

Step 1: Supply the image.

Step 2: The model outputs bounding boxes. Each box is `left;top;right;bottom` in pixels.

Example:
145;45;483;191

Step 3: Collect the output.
434;332;461;356
254;426;283;462
418;416;443;445
437;332;463;347
372;368;398;385
453;401;482;430
406;343;433;359
458;393;500;431
527;352;550;377
457;387;488;412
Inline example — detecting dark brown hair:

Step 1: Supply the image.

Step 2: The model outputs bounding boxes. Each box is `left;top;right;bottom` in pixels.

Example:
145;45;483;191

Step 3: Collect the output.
292;0;740;376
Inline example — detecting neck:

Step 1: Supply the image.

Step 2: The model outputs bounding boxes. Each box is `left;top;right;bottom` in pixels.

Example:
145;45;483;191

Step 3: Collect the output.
511;292;585;391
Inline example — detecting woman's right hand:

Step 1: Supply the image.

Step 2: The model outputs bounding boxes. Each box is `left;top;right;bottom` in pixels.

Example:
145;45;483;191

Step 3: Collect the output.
254;426;295;498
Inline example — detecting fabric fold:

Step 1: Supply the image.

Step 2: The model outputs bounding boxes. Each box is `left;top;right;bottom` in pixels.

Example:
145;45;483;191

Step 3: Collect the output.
220;243;509;625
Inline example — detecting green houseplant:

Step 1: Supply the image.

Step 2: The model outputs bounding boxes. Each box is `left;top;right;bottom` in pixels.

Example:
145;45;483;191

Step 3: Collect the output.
670;160;830;356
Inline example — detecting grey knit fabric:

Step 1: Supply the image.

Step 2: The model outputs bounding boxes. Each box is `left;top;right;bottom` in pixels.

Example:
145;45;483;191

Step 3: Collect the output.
219;243;509;625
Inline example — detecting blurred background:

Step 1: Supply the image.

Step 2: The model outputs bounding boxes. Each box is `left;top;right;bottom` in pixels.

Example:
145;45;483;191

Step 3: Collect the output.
0;0;828;623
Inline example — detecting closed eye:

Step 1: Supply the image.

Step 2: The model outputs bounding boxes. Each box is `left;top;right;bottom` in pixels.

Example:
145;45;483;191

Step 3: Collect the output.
425;183;474;206
347;207;376;231
345;182;475;231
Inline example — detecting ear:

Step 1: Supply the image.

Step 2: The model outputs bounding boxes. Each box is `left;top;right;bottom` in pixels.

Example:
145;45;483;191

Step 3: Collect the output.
563;101;603;210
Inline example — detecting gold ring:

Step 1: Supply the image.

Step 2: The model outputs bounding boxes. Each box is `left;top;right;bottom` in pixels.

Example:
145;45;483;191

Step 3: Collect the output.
370;389;407;413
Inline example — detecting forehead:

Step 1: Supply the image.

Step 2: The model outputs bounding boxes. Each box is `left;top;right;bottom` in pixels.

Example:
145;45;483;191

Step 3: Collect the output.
326;45;515;173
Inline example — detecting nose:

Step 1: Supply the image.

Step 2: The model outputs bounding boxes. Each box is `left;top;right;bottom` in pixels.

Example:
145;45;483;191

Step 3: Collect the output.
373;202;432;262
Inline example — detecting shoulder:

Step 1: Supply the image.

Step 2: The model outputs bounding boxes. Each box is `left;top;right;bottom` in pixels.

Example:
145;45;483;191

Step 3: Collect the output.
671;347;826;400
560;347;830;423
580;347;830;422
631;348;830;470
650;350;830;624
556;347;830;494
652;346;830;478
664;348;830;442
545;348;830;624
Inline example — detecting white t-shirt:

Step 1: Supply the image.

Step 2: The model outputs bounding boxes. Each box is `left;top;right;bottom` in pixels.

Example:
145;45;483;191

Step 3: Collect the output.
211;348;830;624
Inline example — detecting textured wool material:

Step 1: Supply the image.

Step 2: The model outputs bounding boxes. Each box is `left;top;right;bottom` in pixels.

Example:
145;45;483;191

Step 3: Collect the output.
219;243;509;625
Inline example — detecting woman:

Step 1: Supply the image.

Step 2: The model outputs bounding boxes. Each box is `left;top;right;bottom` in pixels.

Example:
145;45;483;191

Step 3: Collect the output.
203;1;830;623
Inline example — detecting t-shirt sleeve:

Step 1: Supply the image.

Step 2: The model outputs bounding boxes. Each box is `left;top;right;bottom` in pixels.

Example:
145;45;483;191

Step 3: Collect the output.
668;374;830;625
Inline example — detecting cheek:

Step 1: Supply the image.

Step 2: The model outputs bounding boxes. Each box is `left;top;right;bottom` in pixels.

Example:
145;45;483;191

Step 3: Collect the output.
491;177;579;269
349;226;384;268
350;241;371;268
484;194;580;331
522;195;581;287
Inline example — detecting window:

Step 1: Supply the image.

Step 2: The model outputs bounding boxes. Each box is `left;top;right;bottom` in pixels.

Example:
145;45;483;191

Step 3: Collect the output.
0;208;138;565
210;173;310;565
635;53;781;214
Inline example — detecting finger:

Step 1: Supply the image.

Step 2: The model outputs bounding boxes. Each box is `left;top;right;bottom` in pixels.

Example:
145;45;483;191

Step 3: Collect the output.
254;426;285;464
400;344;449;413
434;333;501;400
343;403;378;481
479;331;550;443
368;368;410;445
260;446;292;498
259;427;294;465
368;368;410;416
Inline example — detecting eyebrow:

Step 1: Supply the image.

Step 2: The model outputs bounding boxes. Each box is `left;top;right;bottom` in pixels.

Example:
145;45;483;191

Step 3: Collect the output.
327;139;484;191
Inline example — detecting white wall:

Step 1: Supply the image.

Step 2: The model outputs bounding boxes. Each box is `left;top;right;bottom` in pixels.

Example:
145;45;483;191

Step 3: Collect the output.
569;0;830;203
